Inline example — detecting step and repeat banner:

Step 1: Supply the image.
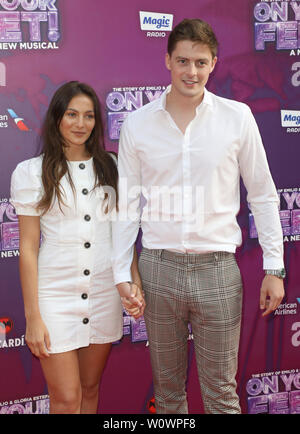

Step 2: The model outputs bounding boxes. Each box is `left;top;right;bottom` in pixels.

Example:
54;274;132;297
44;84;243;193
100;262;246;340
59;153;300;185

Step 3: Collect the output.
0;0;299;414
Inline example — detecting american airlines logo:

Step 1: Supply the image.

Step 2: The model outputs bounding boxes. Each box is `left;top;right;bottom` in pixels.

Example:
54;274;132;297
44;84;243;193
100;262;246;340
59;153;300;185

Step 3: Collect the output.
139;11;173;31
7;109;29;131
281;110;300;127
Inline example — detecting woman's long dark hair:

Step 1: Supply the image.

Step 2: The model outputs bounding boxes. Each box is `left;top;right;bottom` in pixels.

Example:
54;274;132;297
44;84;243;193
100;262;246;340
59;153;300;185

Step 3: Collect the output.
37;81;118;214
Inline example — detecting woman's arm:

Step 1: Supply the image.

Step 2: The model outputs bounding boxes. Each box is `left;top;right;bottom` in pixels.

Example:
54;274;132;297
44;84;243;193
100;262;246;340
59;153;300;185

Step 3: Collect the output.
18;215;51;358
121;246;145;319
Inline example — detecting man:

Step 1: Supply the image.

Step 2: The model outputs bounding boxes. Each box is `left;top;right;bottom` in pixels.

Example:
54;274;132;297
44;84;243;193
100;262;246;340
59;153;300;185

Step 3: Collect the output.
113;19;285;414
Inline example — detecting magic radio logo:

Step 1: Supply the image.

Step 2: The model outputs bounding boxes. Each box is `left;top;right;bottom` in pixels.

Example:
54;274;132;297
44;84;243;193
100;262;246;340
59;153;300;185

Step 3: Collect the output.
281;109;300;133
139;11;173;38
0;0;61;51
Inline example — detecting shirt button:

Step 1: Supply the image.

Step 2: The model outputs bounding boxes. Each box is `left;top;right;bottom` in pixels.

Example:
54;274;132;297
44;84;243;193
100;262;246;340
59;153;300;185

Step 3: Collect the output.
82;318;89;324
79;163;85;169
84;214;91;221
83;269;90;276
81;293;88;300
84;242;91;248
82;188;88;195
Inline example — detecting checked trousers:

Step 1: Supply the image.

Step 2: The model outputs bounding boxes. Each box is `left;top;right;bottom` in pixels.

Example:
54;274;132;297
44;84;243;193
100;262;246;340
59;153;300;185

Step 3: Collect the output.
139;248;243;414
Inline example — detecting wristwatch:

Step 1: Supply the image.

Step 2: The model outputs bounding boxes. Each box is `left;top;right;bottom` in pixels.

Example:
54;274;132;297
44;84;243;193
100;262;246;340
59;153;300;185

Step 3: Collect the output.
265;269;286;279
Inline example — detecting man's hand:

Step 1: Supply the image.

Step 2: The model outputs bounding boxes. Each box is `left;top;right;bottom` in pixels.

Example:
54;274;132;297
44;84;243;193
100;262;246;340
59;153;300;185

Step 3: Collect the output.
117;282;146;319
260;275;285;317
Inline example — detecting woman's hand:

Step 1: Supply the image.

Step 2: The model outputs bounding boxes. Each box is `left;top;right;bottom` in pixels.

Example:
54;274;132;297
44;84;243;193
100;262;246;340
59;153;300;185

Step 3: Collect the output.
25;315;51;359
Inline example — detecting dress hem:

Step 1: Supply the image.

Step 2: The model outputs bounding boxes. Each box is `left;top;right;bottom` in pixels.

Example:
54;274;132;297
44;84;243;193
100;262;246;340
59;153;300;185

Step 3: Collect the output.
47;333;123;354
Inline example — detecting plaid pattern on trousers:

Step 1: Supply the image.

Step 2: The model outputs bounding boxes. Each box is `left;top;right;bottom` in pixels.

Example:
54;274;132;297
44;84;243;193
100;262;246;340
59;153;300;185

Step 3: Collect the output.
139;248;243;414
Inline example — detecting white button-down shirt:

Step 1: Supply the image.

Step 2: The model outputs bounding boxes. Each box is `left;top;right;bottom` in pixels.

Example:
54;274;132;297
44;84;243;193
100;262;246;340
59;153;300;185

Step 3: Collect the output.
112;86;284;284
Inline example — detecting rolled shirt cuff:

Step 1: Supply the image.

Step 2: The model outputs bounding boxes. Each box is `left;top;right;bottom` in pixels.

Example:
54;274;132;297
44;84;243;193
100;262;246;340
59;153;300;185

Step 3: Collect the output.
263;258;285;270
113;271;132;286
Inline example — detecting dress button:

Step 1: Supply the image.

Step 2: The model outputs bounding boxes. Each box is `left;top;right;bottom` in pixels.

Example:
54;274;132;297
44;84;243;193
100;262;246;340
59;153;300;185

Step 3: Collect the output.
84;214;91;221
81;293;88;300
83;269;90;276
82;318;89;324
82;188;88;195
79;163;85;169
84;242;91;248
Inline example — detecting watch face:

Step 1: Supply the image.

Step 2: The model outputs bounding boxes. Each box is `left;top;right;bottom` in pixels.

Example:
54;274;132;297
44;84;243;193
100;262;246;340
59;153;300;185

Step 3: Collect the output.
280;269;286;278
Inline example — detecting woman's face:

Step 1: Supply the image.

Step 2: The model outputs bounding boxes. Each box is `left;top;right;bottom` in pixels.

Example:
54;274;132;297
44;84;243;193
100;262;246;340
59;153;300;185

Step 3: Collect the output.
59;93;95;150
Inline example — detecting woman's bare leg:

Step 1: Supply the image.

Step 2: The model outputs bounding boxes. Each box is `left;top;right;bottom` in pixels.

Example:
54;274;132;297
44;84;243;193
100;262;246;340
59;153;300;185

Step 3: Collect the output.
78;343;112;414
40;350;81;414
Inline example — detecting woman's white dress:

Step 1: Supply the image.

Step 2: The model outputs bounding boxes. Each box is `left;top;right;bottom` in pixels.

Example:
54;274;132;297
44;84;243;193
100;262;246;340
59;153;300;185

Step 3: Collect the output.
10;155;123;354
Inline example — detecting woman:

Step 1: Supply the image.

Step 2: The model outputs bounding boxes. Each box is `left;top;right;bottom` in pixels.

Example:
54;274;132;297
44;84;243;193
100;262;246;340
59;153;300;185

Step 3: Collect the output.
10;81;144;414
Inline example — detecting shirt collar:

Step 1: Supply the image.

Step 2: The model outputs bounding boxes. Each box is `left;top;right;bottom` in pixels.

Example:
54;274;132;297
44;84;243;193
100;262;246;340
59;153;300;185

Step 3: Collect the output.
155;85;213;113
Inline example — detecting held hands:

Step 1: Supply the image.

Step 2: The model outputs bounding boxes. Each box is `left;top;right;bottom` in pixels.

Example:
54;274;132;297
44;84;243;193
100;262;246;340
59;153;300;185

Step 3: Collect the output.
116;282;146;319
122;283;146;319
25;315;51;359
260;275;285;317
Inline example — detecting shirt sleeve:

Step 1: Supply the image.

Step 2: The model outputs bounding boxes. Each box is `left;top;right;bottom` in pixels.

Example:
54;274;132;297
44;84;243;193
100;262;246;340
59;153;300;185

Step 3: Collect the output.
111;116;142;285
238;105;284;269
10;158;43;216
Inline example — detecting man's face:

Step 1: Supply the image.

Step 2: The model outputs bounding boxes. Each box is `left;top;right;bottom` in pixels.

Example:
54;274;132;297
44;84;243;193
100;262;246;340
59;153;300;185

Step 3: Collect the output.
165;40;217;100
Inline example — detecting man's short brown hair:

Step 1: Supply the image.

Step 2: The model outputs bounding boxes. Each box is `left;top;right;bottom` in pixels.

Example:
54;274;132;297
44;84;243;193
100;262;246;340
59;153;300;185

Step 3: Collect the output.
167;18;219;58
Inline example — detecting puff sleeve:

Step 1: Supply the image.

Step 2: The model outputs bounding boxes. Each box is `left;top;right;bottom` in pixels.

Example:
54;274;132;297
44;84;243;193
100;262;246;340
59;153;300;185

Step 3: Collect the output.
10;157;43;216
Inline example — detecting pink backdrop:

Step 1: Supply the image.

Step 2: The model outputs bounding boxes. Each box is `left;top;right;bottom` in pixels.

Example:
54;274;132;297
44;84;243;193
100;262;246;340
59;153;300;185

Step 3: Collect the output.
0;0;299;414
